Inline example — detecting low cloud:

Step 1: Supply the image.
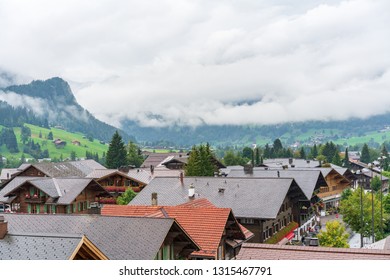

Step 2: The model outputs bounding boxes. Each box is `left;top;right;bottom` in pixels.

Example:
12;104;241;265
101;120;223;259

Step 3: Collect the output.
1;0;390;127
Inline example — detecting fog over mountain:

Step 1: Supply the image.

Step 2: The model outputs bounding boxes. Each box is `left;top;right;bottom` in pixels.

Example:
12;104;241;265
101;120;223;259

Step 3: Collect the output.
1;1;390;129
0;78;133;143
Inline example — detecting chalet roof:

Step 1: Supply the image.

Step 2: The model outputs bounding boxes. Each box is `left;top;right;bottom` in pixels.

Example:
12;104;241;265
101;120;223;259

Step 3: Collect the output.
129;177;306;219
127;169;154;184
141;152;188;168
226;168;326;200
236;243;390;260
0;169;19;181
0;177;107;205
262;158;321;168
0;177;33;203
130;167;183;184
102;199;249;258
364;236;390;250
23;160;106;177
2;213;196;260
85;169;145;185
0;232;85;260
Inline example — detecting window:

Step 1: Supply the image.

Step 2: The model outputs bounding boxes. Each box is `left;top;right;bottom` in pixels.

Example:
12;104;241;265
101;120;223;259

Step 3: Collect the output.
241;218;254;224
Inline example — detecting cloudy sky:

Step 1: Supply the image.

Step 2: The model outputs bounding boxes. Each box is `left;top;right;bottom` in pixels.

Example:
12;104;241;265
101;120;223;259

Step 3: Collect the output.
1;0;390;128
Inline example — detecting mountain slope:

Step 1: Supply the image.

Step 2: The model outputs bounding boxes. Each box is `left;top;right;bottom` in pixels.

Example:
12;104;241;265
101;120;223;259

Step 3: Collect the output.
1;77;133;143
122;113;390;148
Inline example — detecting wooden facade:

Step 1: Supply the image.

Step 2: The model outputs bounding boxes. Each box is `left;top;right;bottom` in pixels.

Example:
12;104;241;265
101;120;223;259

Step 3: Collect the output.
9;181;105;214
241;197;295;243
317;169;351;213
96;172;146;195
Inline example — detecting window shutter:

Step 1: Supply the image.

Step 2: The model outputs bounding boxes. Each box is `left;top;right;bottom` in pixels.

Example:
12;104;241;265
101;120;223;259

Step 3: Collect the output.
44;205;47;213
27;204;31;214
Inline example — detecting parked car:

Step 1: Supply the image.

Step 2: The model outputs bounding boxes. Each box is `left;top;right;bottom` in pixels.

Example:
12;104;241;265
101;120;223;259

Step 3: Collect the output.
0;203;11;213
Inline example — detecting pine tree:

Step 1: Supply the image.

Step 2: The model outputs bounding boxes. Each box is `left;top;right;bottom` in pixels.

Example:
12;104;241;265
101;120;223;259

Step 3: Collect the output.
310;144;318;159
126;141;144;168
47;131;53;140
332;152;342;166
380;144;389;171
299;147;306;159
70;151;77;161
106;131;128;168
255;147;260;166
264;144;271;159
360;143;370;164
185;144;216;176
343;147;350;168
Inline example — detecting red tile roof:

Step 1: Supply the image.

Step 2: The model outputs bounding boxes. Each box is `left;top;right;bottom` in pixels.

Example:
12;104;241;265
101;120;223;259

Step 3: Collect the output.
236;243;390;260
102;199;249;258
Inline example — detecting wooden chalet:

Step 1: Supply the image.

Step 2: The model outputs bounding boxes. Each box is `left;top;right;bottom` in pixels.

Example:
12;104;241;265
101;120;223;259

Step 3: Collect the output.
0;177;110;214
86;169;147;197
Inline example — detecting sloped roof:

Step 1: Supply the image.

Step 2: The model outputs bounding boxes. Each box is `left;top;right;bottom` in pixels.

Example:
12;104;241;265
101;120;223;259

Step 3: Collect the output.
102;199;248;258
127;169;154;184
141;153;188;168
263;158;321;168
0;177;33;203
236;243;390;260
129;177;305;219
24;160;106;177
0;169;19;181
226;168;326;200
3;213;189;260
0;232;84;260
365;236;390;250
86;169;145;185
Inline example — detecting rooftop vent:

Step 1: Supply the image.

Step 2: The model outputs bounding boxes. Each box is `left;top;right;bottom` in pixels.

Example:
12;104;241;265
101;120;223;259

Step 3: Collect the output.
188;183;195;197
218;188;225;194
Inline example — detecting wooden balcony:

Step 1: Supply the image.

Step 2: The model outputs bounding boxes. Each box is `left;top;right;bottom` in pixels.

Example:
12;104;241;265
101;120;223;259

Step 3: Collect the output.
24;196;46;203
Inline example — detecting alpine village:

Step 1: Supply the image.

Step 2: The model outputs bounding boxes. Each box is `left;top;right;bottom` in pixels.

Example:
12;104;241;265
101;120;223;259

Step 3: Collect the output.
1;79;390;261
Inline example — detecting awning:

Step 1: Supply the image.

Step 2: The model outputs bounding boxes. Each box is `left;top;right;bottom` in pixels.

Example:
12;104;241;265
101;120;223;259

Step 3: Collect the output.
286;232;295;240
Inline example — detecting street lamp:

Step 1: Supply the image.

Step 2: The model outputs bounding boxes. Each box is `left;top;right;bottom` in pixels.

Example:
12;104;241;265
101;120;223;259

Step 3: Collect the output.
367;163;375;243
354;169;364;248
376;156;386;237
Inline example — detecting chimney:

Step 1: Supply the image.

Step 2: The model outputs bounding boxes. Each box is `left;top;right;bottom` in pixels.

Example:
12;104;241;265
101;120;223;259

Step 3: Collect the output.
288;158;293;165
180;172;184;185
188;183;195;198
7;173;9;179
277;171;280;178
0;216;7;239
151;192;158;206
150;165;154;174
244;164;253;174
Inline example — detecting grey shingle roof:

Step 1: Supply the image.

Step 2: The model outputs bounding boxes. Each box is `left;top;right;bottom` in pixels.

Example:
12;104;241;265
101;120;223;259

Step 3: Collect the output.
127;169;154;184
130;177;306;219
226;169;326;200
0;232;83;260
263;158;321;168
31;160;106;177
0;177;33;203
3;214;177;260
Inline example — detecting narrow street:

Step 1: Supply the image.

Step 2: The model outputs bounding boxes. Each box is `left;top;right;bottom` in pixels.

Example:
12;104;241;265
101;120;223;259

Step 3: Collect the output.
319;213;373;248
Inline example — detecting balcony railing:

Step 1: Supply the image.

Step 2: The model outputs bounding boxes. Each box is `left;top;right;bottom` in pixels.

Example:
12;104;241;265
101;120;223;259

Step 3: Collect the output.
24;195;46;203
